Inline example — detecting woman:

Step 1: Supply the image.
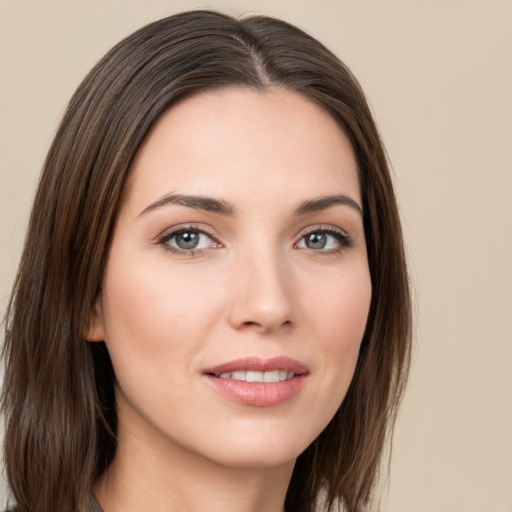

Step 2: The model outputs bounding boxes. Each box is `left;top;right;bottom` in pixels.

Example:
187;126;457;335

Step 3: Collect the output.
2;10;411;512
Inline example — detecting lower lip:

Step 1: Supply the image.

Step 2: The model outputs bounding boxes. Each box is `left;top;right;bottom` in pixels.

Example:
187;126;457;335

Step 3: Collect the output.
204;374;307;407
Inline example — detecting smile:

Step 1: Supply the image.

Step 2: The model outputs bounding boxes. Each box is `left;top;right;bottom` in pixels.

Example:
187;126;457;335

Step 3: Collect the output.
203;357;308;407
217;370;294;382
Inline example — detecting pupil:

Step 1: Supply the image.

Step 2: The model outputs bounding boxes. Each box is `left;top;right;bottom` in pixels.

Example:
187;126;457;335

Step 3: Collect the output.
176;232;199;249
306;233;326;249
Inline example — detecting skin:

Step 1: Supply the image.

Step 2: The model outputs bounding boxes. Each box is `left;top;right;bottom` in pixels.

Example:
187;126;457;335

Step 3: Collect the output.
89;88;372;512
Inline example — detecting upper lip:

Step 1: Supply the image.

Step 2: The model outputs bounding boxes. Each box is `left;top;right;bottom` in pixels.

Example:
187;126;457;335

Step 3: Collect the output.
203;356;309;377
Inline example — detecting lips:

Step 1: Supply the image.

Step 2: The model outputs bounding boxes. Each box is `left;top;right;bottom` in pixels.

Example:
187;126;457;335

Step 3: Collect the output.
204;356;309;376
217;370;294;383
202;357;309;407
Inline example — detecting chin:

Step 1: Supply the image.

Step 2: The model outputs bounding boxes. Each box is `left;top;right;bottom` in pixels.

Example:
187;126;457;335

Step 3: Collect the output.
205;443;301;471
190;422;317;471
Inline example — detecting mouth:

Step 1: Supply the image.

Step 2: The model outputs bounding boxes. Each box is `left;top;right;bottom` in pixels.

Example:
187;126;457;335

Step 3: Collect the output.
215;370;295;383
203;356;308;377
202;356;309;407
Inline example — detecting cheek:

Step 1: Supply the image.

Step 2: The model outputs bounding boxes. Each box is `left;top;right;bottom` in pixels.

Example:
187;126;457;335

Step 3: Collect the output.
302;262;371;345
301;263;372;400
100;250;225;376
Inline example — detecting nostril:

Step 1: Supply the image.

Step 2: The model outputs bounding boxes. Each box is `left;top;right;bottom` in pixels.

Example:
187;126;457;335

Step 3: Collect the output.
239;319;292;333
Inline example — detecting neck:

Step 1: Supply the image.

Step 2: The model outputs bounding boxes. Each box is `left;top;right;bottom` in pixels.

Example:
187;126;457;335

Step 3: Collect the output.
94;403;294;512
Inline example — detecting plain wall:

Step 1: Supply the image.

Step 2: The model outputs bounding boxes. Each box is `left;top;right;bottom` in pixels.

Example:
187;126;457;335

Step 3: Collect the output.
1;1;511;511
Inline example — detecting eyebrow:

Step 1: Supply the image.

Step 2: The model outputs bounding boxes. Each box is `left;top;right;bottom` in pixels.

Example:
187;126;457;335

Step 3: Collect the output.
139;193;235;217
294;194;363;216
139;192;362;217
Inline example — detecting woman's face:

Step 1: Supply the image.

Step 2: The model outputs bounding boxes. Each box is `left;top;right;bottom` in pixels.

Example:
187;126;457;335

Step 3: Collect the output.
89;88;372;470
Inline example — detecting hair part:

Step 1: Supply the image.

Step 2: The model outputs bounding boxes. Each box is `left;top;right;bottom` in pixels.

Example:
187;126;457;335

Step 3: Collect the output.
2;10;411;512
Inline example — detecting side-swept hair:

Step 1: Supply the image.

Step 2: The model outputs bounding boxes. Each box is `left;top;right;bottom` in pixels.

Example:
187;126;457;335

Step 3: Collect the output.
2;10;411;512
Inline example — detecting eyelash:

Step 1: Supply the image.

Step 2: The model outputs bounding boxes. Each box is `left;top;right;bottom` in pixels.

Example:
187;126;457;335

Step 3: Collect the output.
298;226;353;254
156;224;219;256
156;224;353;256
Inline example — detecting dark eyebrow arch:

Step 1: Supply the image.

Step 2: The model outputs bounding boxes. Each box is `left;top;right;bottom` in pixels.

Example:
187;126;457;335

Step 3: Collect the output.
139;193;235;217
294;194;363;216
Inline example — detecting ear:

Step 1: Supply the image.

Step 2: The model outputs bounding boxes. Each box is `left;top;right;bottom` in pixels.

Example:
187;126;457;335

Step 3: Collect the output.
86;298;105;342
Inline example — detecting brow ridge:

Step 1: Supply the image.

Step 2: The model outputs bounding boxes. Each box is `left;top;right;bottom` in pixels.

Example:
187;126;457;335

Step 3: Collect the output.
139;193;362;218
294;195;362;216
139;193;235;216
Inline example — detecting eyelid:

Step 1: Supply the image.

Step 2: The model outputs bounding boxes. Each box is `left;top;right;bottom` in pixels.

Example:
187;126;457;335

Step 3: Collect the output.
295;224;353;251
156;223;222;255
299;224;349;237
157;222;215;239
155;223;353;256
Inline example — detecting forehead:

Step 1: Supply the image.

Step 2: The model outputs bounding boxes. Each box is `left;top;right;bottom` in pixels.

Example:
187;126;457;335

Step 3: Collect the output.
123;87;360;212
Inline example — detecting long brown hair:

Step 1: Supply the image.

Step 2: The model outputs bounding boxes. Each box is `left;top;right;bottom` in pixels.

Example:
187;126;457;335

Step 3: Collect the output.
2;10;411;512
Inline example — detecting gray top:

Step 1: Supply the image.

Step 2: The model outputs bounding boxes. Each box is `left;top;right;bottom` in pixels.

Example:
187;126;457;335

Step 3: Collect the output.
89;494;103;512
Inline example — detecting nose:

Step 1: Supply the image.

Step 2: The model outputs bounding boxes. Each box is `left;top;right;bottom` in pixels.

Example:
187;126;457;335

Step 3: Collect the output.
227;245;294;334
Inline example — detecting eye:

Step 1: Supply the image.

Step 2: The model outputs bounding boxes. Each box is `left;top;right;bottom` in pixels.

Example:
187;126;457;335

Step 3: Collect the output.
158;226;221;254
296;228;352;252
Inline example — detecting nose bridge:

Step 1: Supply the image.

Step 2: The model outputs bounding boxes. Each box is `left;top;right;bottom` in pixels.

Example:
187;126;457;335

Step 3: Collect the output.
227;237;294;333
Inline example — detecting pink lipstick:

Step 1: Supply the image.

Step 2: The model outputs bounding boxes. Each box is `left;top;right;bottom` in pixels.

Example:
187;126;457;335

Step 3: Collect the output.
202;356;309;407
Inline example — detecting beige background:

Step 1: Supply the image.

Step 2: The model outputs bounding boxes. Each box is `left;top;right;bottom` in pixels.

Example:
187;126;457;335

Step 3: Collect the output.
1;1;511;511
